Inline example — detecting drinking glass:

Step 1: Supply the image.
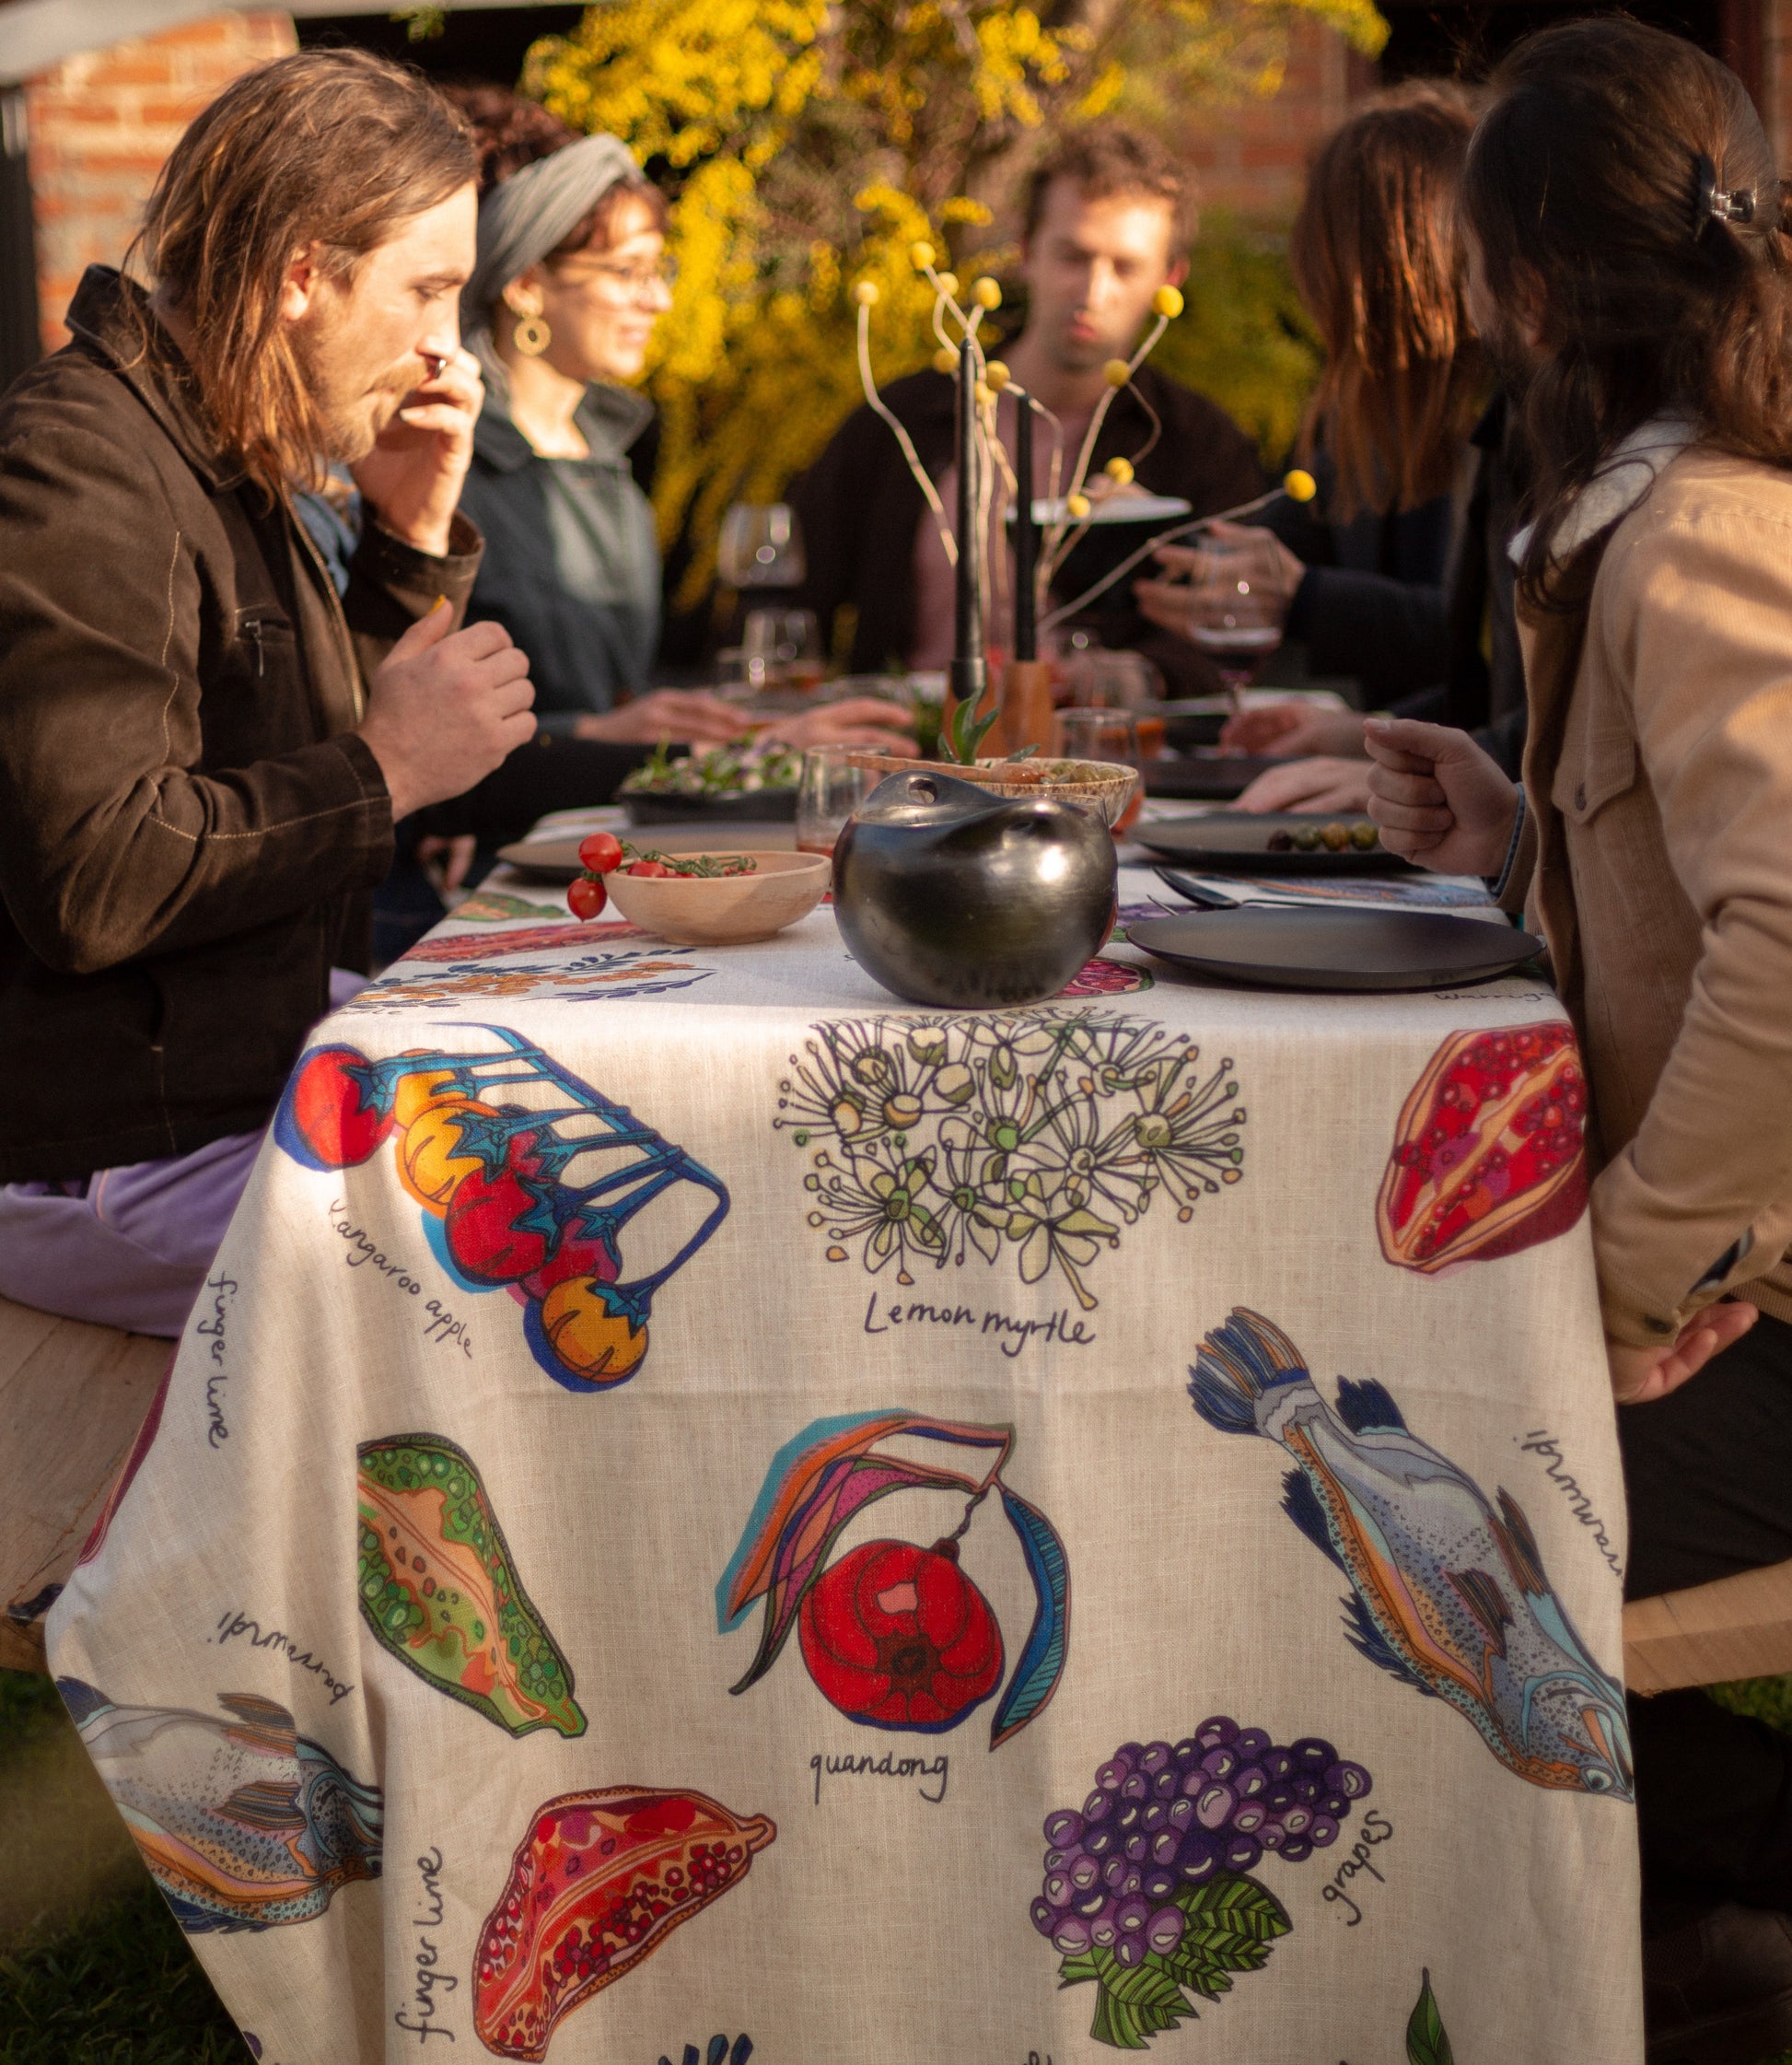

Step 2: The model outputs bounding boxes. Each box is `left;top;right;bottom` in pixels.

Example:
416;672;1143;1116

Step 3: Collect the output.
796;745;876;857
719;503;808;589
742;608;822;691
1184;540;1283;711
1055;707;1144;832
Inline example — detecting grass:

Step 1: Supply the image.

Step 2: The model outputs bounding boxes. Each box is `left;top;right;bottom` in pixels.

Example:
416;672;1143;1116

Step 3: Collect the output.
3;1667;1792;2060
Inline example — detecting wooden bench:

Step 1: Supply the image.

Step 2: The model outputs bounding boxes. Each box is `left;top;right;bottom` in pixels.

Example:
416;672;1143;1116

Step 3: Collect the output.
3;1286;1791;1694
0;1293;170;1675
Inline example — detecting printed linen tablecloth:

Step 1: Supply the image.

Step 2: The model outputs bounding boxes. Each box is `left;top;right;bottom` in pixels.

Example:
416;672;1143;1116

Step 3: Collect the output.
48;864;1643;2065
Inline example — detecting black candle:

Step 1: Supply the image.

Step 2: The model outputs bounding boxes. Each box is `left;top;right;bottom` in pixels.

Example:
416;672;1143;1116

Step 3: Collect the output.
1013;391;1037;663
950;336;986;707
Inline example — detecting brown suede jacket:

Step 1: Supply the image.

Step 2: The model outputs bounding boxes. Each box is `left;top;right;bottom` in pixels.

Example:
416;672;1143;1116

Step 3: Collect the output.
0;267;481;1180
1505;446;1792;1346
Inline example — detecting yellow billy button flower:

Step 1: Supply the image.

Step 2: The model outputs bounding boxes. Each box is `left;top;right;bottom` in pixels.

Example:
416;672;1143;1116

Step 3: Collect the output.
852;280;879;307
933;346;959;375
936;272;960;298
1103;358;1132;388
972;275;1002;310
974;381;994;408
985;361;1010;391
1283;468;1319;503
1151;285;1185;320
911;240;936;271
1065;492;1091;520
1104;456;1135;485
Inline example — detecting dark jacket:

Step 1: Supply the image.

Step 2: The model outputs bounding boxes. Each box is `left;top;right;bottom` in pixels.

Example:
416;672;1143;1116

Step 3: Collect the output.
0;267;480;1180
458;341;659;729
1266;452;1456;696
790;363;1265;692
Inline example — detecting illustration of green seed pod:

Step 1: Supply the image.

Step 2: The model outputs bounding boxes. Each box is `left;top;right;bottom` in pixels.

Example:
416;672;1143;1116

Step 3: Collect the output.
357;1434;586;1738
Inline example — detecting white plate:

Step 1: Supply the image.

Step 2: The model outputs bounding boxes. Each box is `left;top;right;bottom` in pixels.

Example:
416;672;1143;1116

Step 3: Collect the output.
1025;494;1193;526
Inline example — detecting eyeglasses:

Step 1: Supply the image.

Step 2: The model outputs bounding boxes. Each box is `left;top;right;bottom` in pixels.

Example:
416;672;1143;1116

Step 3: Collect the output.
552;256;679;304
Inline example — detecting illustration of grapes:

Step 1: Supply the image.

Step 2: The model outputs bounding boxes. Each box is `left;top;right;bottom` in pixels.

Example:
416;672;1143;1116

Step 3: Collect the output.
273;1029;727;1392
718;1411;1068;1748
1033;1718;1373;2049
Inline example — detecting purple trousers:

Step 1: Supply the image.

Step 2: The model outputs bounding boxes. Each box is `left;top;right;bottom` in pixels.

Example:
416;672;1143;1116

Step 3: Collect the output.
0;970;365;1337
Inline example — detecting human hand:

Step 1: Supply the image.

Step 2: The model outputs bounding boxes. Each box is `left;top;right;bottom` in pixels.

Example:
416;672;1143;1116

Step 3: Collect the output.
1233;756;1374;814
757;697;917;750
1363;717;1519;875
1610;1301;1757;1405
575;692;750;746
351;345;483;560
1219;701;1368;756
415;833;477;894
358;601;534;820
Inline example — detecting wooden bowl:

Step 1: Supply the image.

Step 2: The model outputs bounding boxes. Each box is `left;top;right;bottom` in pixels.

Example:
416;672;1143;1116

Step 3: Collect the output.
601;851;829;945
845;753;1138;829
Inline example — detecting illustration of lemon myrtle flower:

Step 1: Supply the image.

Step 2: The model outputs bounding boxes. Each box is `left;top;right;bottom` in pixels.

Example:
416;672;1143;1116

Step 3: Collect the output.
776;1010;1244;1306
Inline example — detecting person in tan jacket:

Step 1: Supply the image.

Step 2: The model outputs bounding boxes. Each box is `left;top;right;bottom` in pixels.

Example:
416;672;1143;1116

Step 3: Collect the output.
1363;21;1792;2062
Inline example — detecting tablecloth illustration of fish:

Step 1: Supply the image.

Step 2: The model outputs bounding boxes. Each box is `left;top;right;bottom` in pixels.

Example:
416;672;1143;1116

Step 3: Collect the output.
57;1679;382;1931
1188;1310;1632;1801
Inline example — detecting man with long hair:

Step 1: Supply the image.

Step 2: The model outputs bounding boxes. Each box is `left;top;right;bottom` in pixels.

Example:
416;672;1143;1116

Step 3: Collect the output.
1362;21;1792;2059
0;50;533;1334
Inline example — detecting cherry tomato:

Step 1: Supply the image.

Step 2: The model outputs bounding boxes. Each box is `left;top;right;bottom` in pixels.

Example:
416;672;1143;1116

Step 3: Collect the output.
576;831;624;874
567;874;608;919
627;859;672;878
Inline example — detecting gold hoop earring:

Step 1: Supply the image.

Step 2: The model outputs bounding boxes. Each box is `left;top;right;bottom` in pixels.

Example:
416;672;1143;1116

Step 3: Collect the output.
512;315;551;357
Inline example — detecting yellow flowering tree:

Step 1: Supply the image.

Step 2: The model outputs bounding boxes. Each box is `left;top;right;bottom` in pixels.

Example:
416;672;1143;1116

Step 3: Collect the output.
526;0;1384;608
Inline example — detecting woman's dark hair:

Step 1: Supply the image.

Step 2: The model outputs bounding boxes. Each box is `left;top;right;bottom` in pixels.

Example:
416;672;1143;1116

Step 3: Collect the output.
1291;82;1484;521
1462;17;1792;606
443;84;667;271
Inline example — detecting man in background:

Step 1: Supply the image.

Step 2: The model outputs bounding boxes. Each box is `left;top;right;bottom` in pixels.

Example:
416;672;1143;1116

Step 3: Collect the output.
792;126;1264;687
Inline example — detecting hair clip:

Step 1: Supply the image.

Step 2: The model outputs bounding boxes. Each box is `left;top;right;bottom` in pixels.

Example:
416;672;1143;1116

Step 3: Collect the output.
1695;152;1758;232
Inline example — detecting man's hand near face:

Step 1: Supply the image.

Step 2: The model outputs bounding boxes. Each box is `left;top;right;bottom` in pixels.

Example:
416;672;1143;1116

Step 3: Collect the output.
351;344;483;560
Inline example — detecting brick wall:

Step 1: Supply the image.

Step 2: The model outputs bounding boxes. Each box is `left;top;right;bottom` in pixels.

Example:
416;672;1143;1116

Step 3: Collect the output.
26;10;297;353
1763;0;1792;161
1179;18;1358;221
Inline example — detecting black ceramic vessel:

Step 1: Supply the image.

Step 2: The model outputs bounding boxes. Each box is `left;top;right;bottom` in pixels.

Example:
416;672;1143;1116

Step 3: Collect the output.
832;770;1118;1007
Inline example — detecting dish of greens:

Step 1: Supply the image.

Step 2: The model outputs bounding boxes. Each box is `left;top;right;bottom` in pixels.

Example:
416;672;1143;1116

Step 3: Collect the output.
619;740;803;823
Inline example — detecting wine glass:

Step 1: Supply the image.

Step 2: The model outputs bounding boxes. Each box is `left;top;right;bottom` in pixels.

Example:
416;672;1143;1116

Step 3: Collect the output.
1184;540;1283;714
742;608;822;691
719;503;808;589
1055;707;1144;833
796;746;876;857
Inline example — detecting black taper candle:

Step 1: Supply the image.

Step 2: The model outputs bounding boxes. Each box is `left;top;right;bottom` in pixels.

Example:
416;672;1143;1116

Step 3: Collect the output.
950;335;986;708
1013;389;1037;662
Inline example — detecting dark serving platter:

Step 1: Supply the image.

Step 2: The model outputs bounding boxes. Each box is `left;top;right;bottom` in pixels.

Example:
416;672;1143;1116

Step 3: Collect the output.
623;787;798;825
1133;811;1414;876
1126;908;1542;993
1143;754;1287;802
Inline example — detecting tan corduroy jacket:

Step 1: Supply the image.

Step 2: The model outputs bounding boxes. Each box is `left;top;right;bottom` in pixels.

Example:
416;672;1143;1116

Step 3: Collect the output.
1504;445;1792;1348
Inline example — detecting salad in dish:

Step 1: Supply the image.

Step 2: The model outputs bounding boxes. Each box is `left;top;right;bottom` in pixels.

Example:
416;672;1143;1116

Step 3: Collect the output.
620;739;804;798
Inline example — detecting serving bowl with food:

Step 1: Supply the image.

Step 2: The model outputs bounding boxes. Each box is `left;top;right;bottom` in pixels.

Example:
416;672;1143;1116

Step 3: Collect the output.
565;834;827;946
845;752;1138;830
619;740;804;824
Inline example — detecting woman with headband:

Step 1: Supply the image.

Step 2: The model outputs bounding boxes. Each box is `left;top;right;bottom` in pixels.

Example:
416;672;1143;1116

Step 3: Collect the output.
450;90;913;756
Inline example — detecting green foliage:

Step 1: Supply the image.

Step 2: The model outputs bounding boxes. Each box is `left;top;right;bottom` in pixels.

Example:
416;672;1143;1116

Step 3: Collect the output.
1156;213;1322;466
1711;1674;1792;1735
1056;1869;1291;2049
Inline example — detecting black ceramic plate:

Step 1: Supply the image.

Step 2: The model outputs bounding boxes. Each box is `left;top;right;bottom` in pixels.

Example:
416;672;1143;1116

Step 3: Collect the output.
1144;754;1287;801
1127;909;1542;992
1134;812;1414;876
623;787;798;825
